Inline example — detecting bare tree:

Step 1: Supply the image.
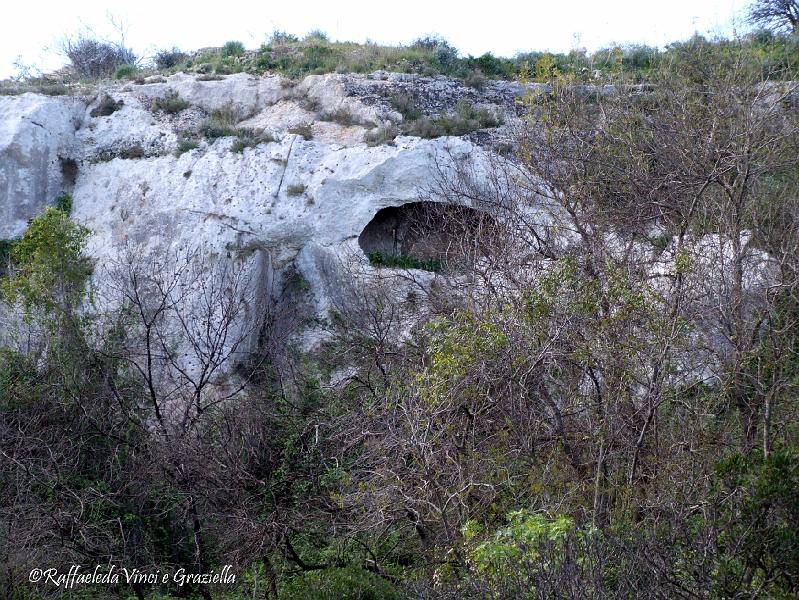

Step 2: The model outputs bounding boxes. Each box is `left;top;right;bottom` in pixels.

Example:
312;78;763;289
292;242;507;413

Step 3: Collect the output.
58;16;137;79
748;0;799;33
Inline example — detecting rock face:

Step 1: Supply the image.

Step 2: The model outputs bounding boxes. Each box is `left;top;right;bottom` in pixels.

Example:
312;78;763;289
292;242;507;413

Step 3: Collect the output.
0;72;781;385
0;94;84;238
0;72;513;363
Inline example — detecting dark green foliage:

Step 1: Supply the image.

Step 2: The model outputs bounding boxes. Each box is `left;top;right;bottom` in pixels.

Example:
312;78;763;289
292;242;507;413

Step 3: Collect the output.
0;239;15;276
200;119;238;139
366;251;443;272
91;144;146;162
54;192;72;214
196;107;273;151
304;30;330;43
411;35;459;70
154;47;188;69
464;52;516;77
270;30;299;44
364;124;399;146
0;82;69;96
714;448;799;594
0;348;36;407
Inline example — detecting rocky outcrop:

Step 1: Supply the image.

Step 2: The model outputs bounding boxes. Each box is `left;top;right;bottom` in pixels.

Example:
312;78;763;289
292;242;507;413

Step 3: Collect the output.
0;71;508;365
0;71;782;386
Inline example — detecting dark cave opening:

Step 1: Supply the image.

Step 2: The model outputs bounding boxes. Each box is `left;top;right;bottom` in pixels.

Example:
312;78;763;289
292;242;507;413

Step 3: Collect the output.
358;201;495;270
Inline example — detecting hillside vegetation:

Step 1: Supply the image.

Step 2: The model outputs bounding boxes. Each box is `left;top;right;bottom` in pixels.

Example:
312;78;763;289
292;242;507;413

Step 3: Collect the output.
1;22;799;600
3;28;799;95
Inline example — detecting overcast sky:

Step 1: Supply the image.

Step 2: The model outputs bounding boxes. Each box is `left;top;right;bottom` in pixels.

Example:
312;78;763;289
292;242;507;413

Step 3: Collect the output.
2;0;750;79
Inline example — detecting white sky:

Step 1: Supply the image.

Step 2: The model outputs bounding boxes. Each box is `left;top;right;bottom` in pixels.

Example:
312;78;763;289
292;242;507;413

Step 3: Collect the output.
2;0;750;79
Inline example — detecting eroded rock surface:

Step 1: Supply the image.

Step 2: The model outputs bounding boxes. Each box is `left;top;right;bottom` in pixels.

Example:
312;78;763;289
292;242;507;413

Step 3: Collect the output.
1;72;508;364
0;94;84;237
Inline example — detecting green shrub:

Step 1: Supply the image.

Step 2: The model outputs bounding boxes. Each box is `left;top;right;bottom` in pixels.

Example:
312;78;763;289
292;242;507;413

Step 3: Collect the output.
270;30;299;44
200;106;241;139
0;83;69;96
0;239;15;276
411;36;459;72
154;47;188;70
91;144;147;162
200;120;238;139
464;52;516;77
286;184;307;196
196;105;273;151
151;91;190;114
304;30;329;42
54;192;72;214
0;348;37;406
112;63;138;79
175;137;200;156
463;511;577;586
231;129;274;153
713;448;799;596
402;100;501;138
0;206;91;317
221;40;245;57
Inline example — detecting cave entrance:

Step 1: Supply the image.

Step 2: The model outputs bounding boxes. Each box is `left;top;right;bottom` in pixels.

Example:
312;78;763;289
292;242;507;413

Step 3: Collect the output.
358;201;495;271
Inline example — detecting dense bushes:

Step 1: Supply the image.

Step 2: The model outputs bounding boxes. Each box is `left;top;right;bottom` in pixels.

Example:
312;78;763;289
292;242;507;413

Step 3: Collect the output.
29;26;799;85
61;29;794;85
154;46;188;69
401;99;502;138
246;29;799;82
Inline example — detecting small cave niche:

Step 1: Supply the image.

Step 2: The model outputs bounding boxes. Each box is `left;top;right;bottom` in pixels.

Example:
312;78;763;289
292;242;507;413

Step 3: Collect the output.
358;201;495;271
